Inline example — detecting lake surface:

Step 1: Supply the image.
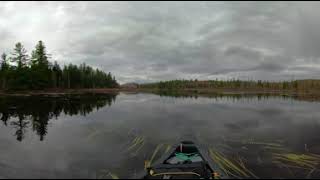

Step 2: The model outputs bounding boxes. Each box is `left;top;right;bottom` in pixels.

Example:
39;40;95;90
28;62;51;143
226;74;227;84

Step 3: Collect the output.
0;92;319;179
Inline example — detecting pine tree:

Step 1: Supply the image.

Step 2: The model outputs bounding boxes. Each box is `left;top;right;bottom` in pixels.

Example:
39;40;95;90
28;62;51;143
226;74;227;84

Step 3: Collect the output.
11;42;29;68
52;61;62;88
1;53;8;70
30;41;51;89
0;53;9;89
31;40;49;68
1;41;119;90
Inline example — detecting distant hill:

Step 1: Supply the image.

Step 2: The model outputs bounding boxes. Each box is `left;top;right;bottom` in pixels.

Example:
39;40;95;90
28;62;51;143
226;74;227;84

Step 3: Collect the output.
120;83;139;89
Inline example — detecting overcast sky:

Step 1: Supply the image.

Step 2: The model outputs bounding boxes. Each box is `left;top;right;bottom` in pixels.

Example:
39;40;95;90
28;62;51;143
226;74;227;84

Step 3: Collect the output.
1;1;320;83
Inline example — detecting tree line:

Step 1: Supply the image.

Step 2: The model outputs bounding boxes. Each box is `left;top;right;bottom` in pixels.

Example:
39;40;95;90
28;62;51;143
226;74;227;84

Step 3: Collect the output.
139;79;320;92
0;41;119;90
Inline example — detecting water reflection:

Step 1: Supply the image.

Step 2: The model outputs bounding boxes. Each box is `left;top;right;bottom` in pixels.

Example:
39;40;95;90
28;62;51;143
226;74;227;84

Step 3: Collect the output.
0;93;117;141
154;90;320;102
0;92;314;142
0;92;319;178
155;90;291;99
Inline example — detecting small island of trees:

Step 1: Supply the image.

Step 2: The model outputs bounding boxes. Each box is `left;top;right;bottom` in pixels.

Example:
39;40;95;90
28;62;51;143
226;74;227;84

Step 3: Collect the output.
0;41;119;91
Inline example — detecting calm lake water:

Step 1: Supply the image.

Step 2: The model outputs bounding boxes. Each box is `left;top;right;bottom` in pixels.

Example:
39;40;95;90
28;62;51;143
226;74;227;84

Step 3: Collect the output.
0;92;319;179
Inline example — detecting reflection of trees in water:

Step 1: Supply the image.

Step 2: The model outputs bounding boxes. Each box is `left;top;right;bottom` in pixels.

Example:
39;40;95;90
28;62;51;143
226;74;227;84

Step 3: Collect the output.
11;114;30;141
0;93;117;142
156;90;293;101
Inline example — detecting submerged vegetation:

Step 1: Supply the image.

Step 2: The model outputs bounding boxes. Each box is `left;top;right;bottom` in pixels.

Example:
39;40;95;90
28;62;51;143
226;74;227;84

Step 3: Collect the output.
124;136;320;178
273;153;320;170
95;122;320;179
209;148;256;178
103;135;320;179
127;136;146;156
98;170;120;179
0;41;119;91
215;137;320;179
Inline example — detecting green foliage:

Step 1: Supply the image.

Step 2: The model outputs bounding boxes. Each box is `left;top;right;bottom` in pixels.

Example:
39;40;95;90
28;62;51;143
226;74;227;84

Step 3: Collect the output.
0;41;119;90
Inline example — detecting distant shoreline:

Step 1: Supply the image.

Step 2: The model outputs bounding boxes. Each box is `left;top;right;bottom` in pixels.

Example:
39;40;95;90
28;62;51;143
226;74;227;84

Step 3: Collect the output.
136;88;320;103
0;88;121;97
1;87;320;99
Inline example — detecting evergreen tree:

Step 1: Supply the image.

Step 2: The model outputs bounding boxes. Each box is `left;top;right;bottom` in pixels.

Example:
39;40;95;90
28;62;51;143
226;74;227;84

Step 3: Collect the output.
31;40;49;68
30;41;51;89
0;40;118;90
52;61;62;88
1;53;8;69
11;42;29;68
0;53;9;89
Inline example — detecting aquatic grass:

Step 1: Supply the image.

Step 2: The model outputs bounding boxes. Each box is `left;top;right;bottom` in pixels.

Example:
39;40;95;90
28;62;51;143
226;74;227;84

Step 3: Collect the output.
86;127;113;141
133;140;145;155
209;149;240;178
306;168;317;179
149;144;164;165
144;143;170;169
127;136;145;151
126;136;146;157
108;172;120;179
86;128;102;140
223;138;284;152
241;139;283;147
98;170;119;179
127;136;139;150
209;148;257;178
272;152;320;178
236;155;259;179
164;144;172;154
261;145;288;152
272;153;320;169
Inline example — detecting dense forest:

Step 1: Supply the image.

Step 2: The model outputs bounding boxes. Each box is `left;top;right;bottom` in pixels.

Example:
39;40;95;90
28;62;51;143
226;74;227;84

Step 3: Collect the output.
139;79;320;92
0;41;119;91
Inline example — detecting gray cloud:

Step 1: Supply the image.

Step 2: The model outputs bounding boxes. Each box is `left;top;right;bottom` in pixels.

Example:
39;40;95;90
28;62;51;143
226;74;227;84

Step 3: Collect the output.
0;2;320;83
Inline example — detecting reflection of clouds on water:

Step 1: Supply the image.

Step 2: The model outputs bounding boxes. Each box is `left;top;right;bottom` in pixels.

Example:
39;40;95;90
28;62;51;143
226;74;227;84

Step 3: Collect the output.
0;93;319;178
116;93;156;103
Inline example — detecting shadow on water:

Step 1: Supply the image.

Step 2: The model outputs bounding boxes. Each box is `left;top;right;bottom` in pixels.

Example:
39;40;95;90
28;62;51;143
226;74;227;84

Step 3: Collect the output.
0;93;118;142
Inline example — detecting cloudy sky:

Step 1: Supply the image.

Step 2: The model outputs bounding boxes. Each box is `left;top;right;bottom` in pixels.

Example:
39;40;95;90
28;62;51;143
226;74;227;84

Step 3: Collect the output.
1;1;320;83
